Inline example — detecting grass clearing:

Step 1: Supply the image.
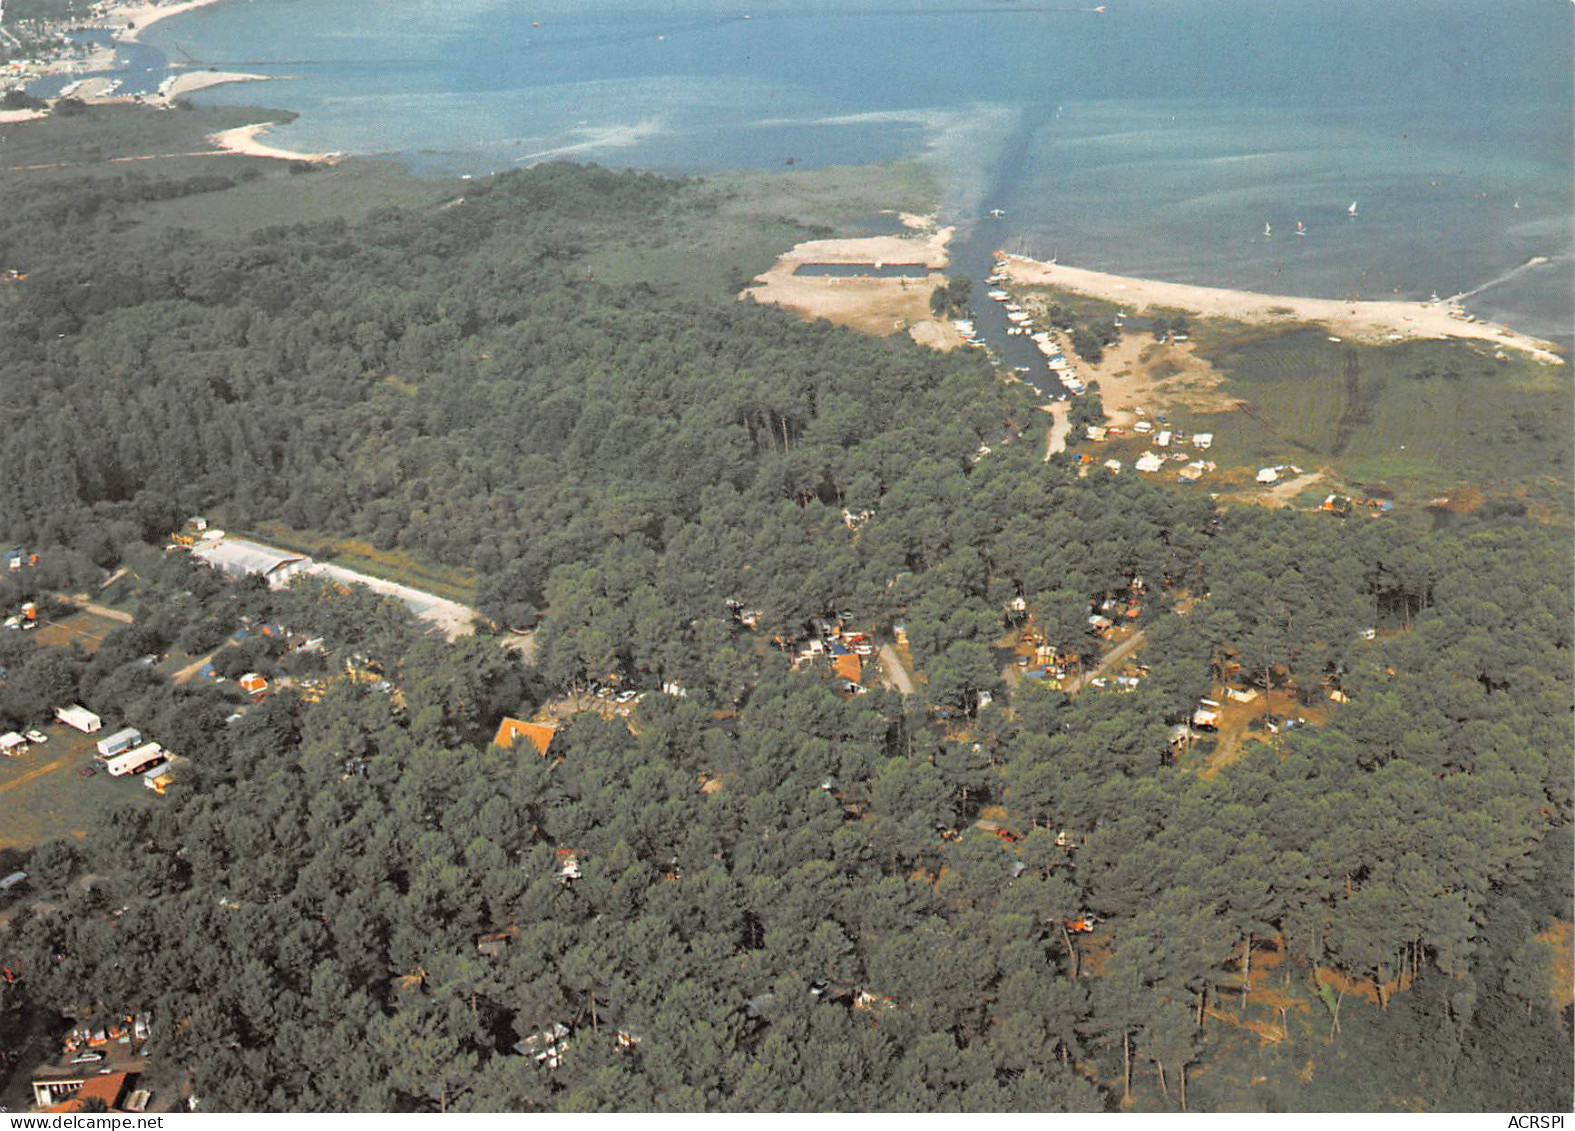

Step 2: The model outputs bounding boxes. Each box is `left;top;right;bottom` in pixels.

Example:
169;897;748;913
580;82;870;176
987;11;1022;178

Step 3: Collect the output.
582;160;940;301
131;155;448;242
1166;329;1572;507
0;724;153;851
29;609;125;656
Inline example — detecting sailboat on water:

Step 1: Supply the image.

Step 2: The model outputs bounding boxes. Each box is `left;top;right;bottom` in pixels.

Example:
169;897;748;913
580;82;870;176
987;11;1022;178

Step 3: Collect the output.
1295;221;1307;237
1263;222;1272;237
1347;201;1359;218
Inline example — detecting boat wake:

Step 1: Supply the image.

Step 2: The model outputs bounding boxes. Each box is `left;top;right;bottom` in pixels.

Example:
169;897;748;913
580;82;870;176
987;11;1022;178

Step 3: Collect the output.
1447;254;1565;304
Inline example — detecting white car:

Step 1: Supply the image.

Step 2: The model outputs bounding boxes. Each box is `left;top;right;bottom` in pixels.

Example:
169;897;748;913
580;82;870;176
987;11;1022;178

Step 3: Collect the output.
24;730;47;744
615;690;638;704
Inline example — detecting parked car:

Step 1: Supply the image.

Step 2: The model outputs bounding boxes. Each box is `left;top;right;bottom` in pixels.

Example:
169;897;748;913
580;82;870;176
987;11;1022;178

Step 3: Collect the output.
615;690;638;704
70;1052;104;1065
24;730;47;744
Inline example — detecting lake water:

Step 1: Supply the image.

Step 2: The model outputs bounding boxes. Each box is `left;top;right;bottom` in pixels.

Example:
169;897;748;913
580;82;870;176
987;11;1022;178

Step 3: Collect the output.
795;263;935;278
117;0;1574;340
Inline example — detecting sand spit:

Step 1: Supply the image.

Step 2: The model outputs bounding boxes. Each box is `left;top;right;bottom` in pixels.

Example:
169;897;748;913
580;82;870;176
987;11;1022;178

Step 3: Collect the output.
207;122;338;163
157;70;273;102
1001;255;1565;365
103;0;228;42
745;226;961;346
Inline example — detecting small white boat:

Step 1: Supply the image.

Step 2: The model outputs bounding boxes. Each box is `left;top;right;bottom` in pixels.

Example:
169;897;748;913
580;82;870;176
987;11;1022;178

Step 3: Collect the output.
1295;221;1307;236
1347;201;1358;218
1263;222;1272;237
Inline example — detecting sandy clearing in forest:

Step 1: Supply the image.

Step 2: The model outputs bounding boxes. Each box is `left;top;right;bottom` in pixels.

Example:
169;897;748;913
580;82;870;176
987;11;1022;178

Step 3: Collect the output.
1032;322;1239;428
907;318;965;351
745;226;957;342
1001;255;1565;365
1258;469;1326;507
0;108;47;123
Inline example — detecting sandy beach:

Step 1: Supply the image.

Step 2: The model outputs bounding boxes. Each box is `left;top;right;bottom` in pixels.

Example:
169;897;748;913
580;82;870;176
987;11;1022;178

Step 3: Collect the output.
207;122;336;163
1001;255;1565;365
745;226;960;345
0;108;49;124
103;0;229;42
155;69;272;103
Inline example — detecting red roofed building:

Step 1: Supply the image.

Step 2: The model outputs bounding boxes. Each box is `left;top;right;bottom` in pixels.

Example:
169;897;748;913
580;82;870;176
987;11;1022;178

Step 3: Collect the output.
493;717;557;756
33;1071;132;1112
832;654;862;684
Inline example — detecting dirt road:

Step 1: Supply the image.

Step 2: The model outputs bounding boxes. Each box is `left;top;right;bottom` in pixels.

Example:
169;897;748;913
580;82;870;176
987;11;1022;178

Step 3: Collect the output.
1065;628;1147;696
58;596;133;624
174;644;231;684
1043;401;1071;459
878;644;915;696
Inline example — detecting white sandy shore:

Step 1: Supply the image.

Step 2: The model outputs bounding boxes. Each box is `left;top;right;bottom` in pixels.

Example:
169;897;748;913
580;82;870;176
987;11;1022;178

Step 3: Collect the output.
101;0;228;42
1001;255;1565;365
0;108;48;123
155;69;272;103
207;121;336;163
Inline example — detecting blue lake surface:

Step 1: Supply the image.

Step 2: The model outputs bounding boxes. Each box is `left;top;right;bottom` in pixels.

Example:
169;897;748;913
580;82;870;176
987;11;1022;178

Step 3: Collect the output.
117;0;1573;339
795;263;935;278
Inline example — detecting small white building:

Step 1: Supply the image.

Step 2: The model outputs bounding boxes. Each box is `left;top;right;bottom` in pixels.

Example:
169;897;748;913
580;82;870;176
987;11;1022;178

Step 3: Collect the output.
96;727;142;759
1256;467;1280;484
1154;430;1172;448
106;742;164;778
1192;432;1214;450
1135;452;1166;473
0;732;27;756
191;538;313;590
55;705;102;733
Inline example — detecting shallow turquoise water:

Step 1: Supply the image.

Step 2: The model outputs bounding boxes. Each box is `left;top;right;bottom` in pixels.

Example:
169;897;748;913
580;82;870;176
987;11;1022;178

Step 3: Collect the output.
139;0;1572;337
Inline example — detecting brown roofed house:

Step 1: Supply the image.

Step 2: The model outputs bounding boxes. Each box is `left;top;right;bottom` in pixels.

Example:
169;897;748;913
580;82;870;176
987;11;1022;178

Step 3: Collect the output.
832;653;862;685
34;1071;132;1113
493;717;557;756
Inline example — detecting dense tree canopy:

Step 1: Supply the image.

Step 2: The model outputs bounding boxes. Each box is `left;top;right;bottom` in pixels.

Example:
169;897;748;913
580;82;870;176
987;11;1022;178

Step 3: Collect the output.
0;159;1568;1113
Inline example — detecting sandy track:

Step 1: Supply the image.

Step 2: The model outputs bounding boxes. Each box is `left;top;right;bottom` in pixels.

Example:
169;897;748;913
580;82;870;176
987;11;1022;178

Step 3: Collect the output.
306;563;476;640
1043;401;1071;458
878;644;915;695
0;753;72;796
